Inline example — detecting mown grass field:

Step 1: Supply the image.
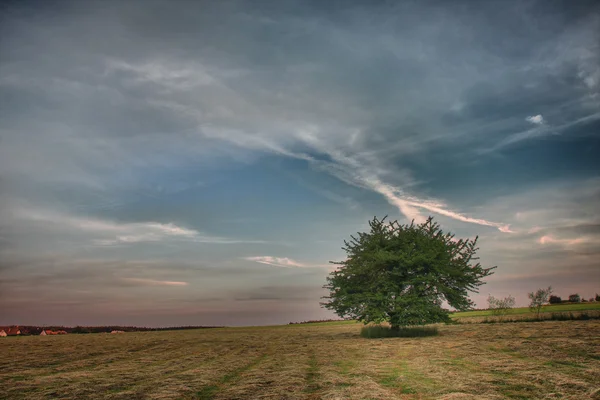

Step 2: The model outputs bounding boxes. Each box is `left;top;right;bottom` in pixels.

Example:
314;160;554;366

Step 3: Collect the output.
1;320;599;399
451;302;600;319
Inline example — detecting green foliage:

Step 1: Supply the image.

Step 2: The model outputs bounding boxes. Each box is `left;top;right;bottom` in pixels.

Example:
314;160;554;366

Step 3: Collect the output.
528;287;552;318
321;216;495;328
360;325;438;338
487;294;516;316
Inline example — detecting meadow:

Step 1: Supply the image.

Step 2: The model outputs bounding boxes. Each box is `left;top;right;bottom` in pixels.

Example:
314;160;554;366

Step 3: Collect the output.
451;302;600;319
1;319;599;399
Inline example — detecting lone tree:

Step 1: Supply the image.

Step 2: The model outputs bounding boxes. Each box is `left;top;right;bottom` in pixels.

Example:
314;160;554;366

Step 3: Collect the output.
528;286;552;317
321;216;495;330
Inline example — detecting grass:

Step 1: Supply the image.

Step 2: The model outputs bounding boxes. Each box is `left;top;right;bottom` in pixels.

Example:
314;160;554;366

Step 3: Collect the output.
452;302;600;318
360;325;439;338
481;311;600;324
1;320;599;399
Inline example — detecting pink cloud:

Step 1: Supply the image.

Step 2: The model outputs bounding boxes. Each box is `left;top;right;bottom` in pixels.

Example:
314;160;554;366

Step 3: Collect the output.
122;278;189;286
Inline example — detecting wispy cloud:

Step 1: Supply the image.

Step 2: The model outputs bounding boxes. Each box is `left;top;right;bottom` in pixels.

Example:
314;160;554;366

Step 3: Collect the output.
482;126;554;153
538;234;599;247
121;278;189;286
14;206;263;246
200;127;513;232
244;256;329;268
361;177;512;232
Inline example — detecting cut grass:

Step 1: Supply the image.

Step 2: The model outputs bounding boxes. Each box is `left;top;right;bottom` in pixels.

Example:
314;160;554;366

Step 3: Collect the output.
1;321;598;399
360;325;439;338
196;353;267;399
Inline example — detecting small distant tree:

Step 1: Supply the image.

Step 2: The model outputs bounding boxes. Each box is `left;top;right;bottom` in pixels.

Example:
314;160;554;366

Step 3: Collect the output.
568;294;581;303
487;294;516;317
321;216;495;329
528;286;552;318
548;295;562;304
596;293;600;302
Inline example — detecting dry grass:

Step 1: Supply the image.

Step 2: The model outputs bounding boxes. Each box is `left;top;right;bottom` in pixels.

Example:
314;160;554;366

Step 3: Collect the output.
1;321;599;399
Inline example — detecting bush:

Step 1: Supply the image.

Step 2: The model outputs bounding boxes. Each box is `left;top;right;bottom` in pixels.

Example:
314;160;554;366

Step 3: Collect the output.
360;325;438;338
487;294;516;316
568;294;581;303
549;295;562;304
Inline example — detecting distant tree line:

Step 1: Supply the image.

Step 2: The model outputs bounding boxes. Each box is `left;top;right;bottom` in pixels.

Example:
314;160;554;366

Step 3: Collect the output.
548;293;599;304
9;325;224;335
288;319;348;325
486;288;599;319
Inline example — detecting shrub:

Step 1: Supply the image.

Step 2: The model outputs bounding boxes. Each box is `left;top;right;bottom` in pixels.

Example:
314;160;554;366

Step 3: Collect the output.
568;294;581;303
487;294;516;316
549;295;562;304
360;325;438;338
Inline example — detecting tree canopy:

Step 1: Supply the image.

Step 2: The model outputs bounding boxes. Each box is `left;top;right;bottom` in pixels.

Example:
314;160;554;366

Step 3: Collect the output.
321;216;495;329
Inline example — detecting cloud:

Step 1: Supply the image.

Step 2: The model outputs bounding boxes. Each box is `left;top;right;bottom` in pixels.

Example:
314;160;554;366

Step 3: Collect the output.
121;278;189;286
6;0;595;237
244;256;306;268
538;234;599;247
366;178;512;231
11;206;263;246
526;114;544;125
243;256;329;268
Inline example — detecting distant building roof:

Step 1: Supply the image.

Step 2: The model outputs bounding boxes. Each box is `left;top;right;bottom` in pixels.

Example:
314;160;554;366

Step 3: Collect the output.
3;327;21;336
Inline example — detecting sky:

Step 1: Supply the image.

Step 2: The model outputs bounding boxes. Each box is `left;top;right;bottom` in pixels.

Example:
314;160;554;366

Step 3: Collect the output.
1;0;599;327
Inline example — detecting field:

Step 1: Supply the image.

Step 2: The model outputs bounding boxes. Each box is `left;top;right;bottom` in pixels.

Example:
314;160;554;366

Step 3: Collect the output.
452;303;600;319
1;320;599;399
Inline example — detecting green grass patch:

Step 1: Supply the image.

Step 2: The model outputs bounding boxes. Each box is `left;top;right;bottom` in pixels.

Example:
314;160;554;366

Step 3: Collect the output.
481;312;600;324
196;385;219;400
493;380;537;399
334;360;355;375
452;303;600;318
195;354;267;399
379;367;401;387
360;325;438;339
304;351;321;393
